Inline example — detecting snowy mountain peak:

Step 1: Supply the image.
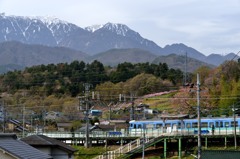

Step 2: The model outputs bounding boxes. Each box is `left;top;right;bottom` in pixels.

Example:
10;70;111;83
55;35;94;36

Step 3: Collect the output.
0;13;69;26
0;14;162;56
85;23;131;36
85;24;104;32
103;22;130;36
37;16;69;26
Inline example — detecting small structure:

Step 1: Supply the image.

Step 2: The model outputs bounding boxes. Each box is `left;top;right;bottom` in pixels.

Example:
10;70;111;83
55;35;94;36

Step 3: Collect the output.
56;122;72;132
21;135;76;159
0;133;52;159
109;120;128;130
144;108;158;114
45;111;60;120
8;119;29;133
90;110;102;117
90;124;115;132
135;103;149;112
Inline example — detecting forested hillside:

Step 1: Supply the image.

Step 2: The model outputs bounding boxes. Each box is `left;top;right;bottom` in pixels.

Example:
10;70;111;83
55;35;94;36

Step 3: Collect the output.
0;60;183;99
169;61;240;116
0;60;184;125
1;59;240;122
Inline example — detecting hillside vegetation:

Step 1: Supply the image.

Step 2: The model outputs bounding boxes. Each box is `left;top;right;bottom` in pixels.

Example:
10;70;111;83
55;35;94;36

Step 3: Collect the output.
0;59;240;125
167;61;240;116
0;60;183;123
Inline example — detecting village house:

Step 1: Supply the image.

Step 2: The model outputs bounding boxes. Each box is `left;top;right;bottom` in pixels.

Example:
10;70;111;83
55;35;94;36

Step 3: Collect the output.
21;135;76;159
0;133;52;159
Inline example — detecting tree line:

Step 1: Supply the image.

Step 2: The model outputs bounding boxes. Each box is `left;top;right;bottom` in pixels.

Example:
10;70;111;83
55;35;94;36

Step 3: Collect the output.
0;60;184;97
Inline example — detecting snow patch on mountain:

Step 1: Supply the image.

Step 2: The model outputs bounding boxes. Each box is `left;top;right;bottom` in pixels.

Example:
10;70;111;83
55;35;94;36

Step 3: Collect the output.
85;24;103;32
103;23;130;36
0;14;162;55
85;23;130;36
38;16;69;27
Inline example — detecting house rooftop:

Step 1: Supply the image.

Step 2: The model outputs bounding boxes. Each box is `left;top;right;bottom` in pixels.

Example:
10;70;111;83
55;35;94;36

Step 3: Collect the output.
21;135;76;153
0;133;52;159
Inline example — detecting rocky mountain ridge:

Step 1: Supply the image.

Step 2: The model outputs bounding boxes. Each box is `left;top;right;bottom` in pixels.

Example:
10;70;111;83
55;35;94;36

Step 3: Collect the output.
0;13;238;68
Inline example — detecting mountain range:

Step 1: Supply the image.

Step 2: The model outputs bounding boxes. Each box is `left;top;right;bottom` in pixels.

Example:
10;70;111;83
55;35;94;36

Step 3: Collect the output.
0;13;238;73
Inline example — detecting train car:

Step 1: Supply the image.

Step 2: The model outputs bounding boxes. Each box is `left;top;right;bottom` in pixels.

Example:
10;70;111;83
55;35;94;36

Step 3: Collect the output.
129;120;164;135
129;117;240;136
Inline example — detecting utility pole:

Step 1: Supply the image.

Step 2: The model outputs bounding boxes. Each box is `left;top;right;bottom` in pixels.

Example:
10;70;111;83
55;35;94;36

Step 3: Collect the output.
184;52;188;86
22;105;25;137
143;105;146;120
197;73;201;159
130;93;135;120
142;124;145;159
108;102;112;121
233;103;237;150
2;99;6;133
84;83;91;148
43;108;46;133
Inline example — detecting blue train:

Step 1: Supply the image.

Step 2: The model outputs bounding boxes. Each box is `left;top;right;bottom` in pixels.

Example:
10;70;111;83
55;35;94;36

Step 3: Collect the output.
129;117;239;135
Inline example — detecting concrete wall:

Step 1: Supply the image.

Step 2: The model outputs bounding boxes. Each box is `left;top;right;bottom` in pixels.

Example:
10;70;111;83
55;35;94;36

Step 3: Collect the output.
34;146;73;159
36;147;51;156
0;151;16;159
51;148;73;159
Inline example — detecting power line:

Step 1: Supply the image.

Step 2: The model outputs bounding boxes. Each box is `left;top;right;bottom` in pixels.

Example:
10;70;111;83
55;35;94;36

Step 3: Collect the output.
229;51;240;61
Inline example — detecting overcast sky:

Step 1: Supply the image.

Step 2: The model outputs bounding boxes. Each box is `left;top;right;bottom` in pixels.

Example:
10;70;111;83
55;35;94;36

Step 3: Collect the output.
0;0;240;55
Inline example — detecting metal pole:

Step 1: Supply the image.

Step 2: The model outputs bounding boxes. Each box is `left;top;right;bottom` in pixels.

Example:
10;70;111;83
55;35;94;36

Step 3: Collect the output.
142;127;145;159
205;137;208;149
31;114;33;133
23;105;25;137
109;103;111;121
225;137;227;148
43;109;45;133
130;93;134;120
143;106;146;119
85;83;90;148
164;138;167;159
197;73;201;159
184;52;187;85
179;138;182;158
3;100;5;133
233;103;237;149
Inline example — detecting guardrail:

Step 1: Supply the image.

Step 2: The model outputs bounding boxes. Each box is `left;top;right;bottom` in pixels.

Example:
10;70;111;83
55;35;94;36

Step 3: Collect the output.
25;128;240;159
91;127;240;159
92;137;151;159
26;127;240;139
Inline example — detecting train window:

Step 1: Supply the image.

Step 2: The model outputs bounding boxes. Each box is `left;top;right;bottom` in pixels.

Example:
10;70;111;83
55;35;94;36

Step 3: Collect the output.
165;123;171;127
201;122;208;128
231;121;238;127
146;124;154;128
216;122;223;127
133;124;136;129
220;122;223;127
137;125;142;129
224;122;229;127
192;122;198;128
209;122;214;128
186;123;191;128
156;124;162;128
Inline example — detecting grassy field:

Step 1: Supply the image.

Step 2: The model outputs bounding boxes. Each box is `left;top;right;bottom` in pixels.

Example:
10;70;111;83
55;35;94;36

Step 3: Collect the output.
72;145;196;159
73;145;240;159
142;91;177;113
74;146;107;159
73;145;120;159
